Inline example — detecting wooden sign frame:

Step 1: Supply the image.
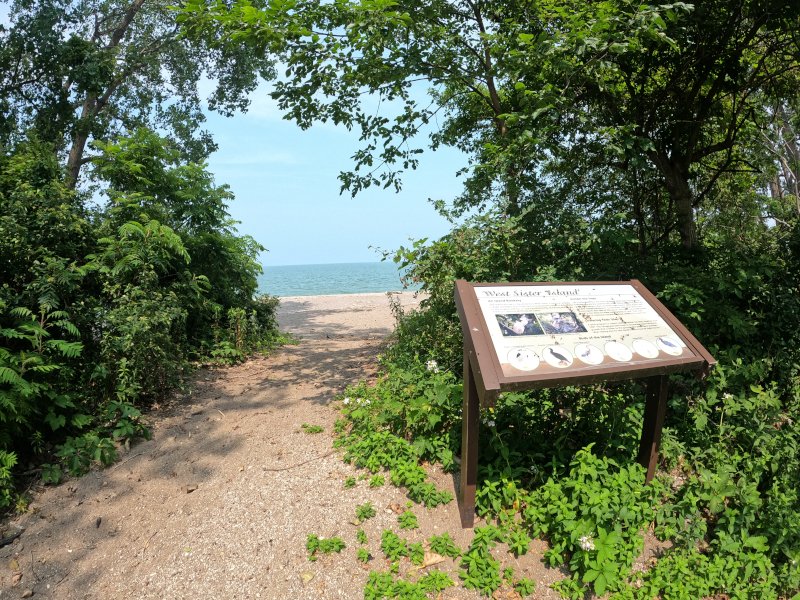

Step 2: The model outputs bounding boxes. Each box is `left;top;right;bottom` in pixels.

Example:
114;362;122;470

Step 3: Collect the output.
454;279;715;527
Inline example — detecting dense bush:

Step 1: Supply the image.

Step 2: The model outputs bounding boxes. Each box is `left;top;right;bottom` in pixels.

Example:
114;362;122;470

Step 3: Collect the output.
343;201;800;597
0;132;280;504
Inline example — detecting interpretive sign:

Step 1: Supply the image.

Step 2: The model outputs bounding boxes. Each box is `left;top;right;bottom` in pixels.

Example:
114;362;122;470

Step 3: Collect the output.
454;280;715;527
475;282;707;381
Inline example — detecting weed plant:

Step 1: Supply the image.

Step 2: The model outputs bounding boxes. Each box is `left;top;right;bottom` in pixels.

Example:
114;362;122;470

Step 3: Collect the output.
355;502;377;522
397;509;419;530
306;534;346;561
300;423;324;434
331;215;800;597
334;345;800;597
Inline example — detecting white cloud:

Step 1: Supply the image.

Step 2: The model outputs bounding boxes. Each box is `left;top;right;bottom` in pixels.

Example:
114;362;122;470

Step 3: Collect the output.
211;150;299;167
243;87;286;121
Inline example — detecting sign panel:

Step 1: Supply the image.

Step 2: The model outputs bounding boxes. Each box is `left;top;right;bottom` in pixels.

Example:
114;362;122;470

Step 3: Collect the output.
473;283;698;378
453;279;716;527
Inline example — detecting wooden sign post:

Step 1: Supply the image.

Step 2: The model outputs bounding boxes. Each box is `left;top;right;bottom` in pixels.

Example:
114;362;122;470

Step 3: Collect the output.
454;280;715;528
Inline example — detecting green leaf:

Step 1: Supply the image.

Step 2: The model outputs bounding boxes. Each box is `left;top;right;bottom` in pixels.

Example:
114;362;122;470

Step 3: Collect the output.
744;535;768;551
71;414;94;429
45;411;67;431
0;367;24;386
593;572;607;596
46;340;84;358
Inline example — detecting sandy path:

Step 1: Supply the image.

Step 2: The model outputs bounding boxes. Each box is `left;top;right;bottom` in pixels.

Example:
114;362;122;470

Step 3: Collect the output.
0;293;427;598
0;292;563;599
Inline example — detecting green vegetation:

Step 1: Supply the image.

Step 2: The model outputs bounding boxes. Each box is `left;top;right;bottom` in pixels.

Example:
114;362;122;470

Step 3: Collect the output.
355;501;378;522
300;423;324;434
356;528;368;545
428;533;461;560
397;509;418;530
364;569;454;599
4;0;800;597
305;534;346;561
202;1;797;594
0;0;280;507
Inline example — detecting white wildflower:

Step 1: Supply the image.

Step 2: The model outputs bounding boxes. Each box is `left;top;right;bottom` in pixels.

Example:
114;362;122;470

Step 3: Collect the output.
723;392;734;400
343;397;351;405
579;535;595;552
486;420;496;428
426;359;440;373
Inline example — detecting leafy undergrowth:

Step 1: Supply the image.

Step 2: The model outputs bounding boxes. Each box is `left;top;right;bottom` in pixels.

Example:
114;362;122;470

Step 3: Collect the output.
315;356;800;599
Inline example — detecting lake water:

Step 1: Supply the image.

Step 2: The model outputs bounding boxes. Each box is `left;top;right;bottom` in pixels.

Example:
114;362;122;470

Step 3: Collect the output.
258;261;417;297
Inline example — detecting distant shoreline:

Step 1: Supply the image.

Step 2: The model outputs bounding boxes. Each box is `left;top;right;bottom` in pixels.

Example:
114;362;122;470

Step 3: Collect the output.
277;290;413;300
258;261;418;297
262;260;388;269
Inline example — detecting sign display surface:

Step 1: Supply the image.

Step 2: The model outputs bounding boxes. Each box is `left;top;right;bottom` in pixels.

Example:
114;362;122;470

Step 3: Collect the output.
453;279;716;527
473;283;695;379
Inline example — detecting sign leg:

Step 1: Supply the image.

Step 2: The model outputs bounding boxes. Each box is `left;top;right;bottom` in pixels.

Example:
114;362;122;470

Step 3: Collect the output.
459;352;480;528
637;375;668;483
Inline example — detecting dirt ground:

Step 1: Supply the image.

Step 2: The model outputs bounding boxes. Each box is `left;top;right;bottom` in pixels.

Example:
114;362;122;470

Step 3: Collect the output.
0;292;568;599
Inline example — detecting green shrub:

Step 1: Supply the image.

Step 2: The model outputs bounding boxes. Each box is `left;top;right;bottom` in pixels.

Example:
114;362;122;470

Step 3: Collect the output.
305;534;345;561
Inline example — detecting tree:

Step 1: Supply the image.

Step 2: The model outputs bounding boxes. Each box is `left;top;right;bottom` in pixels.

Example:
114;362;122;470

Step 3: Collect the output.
522;0;800;249
761;99;800;214
181;0;800;251
1;0;276;187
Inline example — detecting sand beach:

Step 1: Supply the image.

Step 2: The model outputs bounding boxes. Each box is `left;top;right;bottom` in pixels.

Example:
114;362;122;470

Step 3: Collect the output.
0;292;567;599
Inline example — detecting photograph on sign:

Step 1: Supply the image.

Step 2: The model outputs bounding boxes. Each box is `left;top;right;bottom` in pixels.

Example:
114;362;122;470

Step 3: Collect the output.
474;284;693;377
495;313;544;336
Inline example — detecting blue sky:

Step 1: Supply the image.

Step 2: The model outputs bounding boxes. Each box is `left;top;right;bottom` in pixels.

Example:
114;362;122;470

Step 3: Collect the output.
202;84;465;267
0;2;465;268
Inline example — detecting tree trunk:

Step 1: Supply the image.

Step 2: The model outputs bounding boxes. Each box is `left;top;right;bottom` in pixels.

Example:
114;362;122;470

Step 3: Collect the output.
64;0;147;189
65;95;95;189
670;176;697;251
66;129;90;188
650;152;698;250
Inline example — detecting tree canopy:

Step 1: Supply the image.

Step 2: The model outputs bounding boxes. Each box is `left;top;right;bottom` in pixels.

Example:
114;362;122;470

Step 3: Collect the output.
0;0;280;503
182;0;800;250
1;0;276;186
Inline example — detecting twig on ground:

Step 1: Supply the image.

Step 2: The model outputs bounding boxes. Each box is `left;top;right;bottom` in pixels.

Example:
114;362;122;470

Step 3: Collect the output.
55;570;69;588
262;450;336;472
112;452;147;470
142;531;158;554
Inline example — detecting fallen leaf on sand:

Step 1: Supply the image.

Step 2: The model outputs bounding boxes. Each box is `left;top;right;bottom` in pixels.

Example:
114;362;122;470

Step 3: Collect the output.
492;586;522;600
181;484;198;494
387;503;403;515
406;551;447;573
422;552;447;568
11;571;22;585
300;571;314;585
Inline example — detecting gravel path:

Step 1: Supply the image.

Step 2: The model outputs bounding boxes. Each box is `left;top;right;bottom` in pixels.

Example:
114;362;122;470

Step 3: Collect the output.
0;292;563;599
